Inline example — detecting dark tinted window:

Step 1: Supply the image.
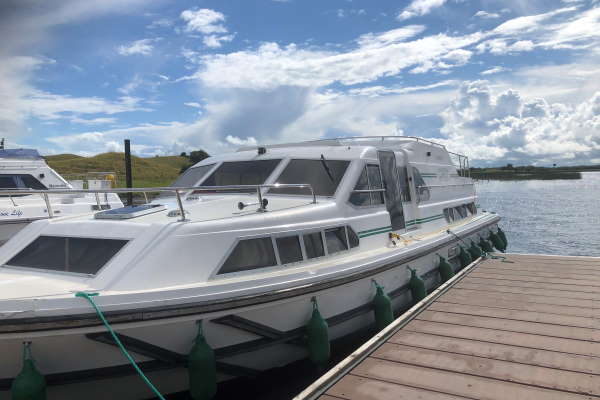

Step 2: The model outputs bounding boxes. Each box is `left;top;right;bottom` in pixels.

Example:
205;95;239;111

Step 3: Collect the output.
0;174;46;190
455;205;467;218
219;237;276;274
467;202;477;215
348;227;360;248
412;167;430;202
6;236;128;275
200;160;281;190
276;236;303;264
325;227;348;254
349;167;370;206
367;165;384;204
269;159;350;197
303;232;324;259
170;164;214;187
398;166;411;202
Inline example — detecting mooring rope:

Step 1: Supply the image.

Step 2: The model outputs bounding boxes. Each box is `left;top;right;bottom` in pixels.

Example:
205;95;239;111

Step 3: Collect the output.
74;291;166;400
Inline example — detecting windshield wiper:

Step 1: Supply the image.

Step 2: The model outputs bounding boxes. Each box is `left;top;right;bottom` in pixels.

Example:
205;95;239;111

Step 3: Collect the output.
320;154;335;182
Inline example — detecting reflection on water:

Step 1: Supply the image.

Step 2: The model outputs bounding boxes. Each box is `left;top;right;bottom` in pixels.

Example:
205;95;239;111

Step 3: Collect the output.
476;171;600;257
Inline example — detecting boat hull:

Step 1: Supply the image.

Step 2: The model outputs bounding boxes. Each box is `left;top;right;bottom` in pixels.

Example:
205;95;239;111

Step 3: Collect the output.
0;218;499;399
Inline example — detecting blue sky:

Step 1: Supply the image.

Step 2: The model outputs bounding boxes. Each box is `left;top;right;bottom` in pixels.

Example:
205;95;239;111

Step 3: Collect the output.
1;0;599;165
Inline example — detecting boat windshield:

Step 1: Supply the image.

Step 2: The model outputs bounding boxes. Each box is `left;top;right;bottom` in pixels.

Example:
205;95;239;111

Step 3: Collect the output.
192;159;282;193
269;159;350;197
170;164;215;187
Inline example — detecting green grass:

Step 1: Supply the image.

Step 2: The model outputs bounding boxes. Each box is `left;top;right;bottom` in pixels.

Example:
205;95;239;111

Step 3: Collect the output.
45;152;190;188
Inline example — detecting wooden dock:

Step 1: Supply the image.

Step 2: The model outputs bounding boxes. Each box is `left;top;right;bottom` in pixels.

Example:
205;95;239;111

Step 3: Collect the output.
295;254;600;400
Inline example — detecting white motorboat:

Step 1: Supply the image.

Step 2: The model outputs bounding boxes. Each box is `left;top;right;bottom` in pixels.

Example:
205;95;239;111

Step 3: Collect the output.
0;149;123;246
0;137;504;399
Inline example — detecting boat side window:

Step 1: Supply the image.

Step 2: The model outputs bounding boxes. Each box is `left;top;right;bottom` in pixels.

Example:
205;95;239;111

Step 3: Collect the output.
347;226;360;248
303;232;325;259
269;159;350;197
325;227;348;254
349;164;384;206
397;166;411;202
276;236;303;265
455;205;468;218
198;159;281;193
467;202;477;215
443;208;455;223
0;174;47;195
5;236;128;275
170;164;214;187
219;237;277;274
412;167;430;203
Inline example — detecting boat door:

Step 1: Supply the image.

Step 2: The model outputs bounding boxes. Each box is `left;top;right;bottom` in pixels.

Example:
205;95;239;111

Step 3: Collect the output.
377;150;405;231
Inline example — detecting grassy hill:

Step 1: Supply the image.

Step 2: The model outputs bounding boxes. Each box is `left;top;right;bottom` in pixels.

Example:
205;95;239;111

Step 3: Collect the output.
45;152;190;188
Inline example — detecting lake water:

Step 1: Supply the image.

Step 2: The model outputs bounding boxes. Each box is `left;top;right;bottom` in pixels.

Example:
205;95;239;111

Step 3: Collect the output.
170;172;600;399
476;171;600;257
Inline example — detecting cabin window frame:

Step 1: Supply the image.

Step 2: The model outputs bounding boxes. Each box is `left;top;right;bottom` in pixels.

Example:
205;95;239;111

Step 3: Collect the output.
212;225;360;279
3;234;131;277
348;163;387;208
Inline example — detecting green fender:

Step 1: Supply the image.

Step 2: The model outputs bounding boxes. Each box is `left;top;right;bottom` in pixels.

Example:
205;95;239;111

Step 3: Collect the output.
188;321;217;400
497;227;508;248
407;266;427;304
468;241;483;259
306;298;330;366
489;231;506;252
372;281;394;331
11;343;46;400
479;237;494;253
437;255;455;283
458;246;472;269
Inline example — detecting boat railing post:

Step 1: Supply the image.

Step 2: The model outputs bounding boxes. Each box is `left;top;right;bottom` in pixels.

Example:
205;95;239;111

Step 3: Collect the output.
9;195;17;207
310;185;317;204
43;193;54;218
174;189;187;221
94;192;101;209
257;186;265;212
143;192;149;204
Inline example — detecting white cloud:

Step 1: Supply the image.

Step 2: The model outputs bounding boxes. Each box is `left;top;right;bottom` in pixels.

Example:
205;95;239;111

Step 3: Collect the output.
397;0;447;21
476;39;535;54
481;66;509;75
181;8;226;34
184;102;202;108
69;117;117;125
493;7;576;35
147;18;172;29
117;38;155;56
192;30;483;90
22;91;147;120
440;81;600;164
474;11;500;19
203;34;235;48
180;8;234;48
225;135;257;146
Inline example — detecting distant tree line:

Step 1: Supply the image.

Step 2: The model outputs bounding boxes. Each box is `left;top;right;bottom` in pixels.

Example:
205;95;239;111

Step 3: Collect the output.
179;150;210;173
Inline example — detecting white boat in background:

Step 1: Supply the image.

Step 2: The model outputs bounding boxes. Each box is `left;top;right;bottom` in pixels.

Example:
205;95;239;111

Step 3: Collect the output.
0;137;504;399
0;149;123;245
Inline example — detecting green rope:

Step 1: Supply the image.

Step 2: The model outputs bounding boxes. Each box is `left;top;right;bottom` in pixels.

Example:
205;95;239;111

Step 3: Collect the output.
74;291;166;400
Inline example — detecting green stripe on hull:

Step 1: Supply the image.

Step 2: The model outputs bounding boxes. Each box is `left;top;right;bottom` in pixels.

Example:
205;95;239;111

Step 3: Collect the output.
358;214;445;237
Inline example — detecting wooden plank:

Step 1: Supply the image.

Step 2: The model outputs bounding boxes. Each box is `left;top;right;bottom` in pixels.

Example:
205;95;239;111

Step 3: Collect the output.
389;330;600;375
461;276;600;295
428;302;599;330
478;260;600;274
438;292;597;318
475;266;600;283
325;374;470;400
403;320;600;357
319;395;346;400
500;254;600;263
416;310;600;342
446;287;597;308
371;343;600;395
470;270;600;288
454;281;600;302
478;264;600;280
351;358;594;400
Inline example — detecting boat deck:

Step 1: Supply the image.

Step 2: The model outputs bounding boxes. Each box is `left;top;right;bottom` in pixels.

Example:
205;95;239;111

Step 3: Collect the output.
296;253;600;400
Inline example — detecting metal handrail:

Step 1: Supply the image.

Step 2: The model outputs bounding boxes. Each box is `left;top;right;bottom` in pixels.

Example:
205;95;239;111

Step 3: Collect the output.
417;183;475;188
0;183;316;222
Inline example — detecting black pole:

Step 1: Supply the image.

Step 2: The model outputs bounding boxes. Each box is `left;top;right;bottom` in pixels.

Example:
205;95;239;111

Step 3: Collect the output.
124;139;133;206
